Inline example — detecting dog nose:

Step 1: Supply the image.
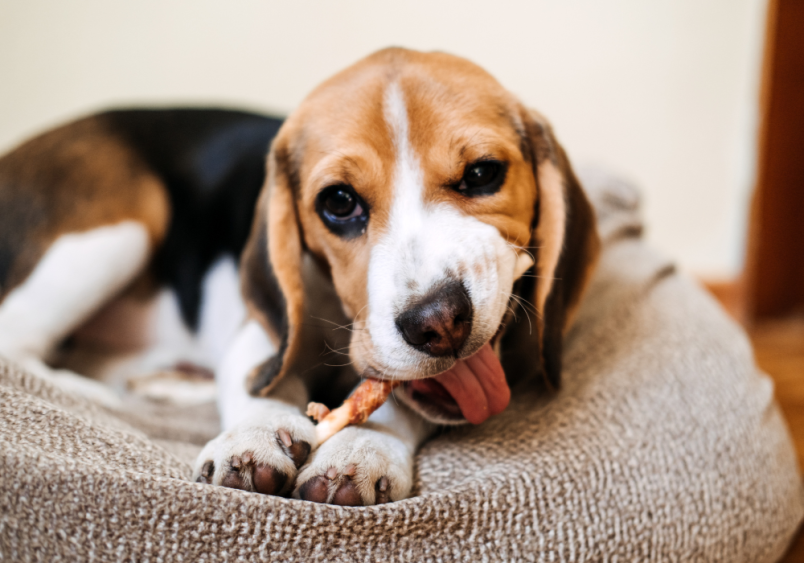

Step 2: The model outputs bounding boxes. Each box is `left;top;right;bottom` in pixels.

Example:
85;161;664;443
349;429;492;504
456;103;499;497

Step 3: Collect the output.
395;281;473;357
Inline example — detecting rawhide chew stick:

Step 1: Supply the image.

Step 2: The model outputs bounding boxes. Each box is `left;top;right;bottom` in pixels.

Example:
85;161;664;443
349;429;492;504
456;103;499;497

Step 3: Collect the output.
307;379;401;444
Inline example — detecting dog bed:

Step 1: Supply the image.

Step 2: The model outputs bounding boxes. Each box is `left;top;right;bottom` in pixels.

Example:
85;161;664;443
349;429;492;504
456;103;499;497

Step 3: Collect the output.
1;169;802;562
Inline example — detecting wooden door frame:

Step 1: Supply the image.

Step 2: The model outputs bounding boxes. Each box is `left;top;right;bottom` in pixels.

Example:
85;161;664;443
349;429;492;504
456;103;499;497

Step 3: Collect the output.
743;0;804;322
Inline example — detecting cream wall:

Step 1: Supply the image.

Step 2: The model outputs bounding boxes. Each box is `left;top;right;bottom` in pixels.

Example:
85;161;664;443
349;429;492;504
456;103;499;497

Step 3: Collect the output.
0;0;766;278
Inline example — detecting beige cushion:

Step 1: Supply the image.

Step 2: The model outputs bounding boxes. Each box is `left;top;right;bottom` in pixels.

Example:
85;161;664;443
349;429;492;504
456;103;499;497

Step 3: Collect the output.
1;170;802;562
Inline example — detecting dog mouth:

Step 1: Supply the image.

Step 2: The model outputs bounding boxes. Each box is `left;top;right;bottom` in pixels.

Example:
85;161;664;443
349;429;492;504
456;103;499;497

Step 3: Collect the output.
404;377;464;421
400;340;510;425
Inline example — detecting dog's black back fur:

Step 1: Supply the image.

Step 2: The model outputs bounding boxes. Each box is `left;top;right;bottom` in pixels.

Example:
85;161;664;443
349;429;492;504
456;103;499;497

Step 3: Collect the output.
0;109;269;333
101;109;283;328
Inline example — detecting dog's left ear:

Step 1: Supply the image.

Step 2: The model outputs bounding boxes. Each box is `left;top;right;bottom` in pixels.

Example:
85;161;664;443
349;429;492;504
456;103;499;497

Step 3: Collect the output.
501;108;600;389
239;134;309;397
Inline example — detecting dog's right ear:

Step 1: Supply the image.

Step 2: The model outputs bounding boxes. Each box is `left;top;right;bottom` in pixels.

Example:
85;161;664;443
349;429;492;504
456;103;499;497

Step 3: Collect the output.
240;135;307;397
500;108;600;390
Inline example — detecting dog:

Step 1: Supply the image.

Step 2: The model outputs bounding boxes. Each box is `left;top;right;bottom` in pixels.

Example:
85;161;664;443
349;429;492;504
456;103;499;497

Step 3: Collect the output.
0;48;599;506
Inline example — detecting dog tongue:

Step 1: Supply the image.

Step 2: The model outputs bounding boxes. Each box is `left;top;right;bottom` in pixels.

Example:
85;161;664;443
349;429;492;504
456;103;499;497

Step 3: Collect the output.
433;343;510;424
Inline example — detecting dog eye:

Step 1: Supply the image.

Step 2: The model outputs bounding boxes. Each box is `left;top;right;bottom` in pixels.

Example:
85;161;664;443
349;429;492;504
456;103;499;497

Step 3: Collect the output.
324;188;358;218
315;185;369;238
456;160;506;196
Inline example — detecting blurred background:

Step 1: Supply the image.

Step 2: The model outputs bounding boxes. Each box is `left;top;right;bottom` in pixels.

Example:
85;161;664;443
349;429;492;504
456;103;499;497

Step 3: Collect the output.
0;0;766;282
1;0;803;556
0;5;801;321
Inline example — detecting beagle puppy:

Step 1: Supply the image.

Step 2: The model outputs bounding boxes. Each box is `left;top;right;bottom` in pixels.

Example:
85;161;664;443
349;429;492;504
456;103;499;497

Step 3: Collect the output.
0;48;599;506
0;109;283;405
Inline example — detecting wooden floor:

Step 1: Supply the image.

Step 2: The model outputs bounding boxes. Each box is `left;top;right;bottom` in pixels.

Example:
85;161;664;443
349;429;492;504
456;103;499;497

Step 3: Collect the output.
750;317;804;562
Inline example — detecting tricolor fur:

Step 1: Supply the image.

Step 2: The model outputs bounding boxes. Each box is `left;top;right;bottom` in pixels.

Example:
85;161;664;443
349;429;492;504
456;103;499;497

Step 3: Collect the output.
0;48;599;506
247;48;599;401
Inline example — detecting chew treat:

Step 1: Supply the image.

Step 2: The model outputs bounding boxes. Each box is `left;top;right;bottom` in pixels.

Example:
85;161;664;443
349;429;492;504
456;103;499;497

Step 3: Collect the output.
307;379;401;444
306;402;331;423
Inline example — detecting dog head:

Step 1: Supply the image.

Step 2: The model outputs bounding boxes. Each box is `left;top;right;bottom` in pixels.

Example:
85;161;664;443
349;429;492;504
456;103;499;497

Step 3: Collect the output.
242;48;599;422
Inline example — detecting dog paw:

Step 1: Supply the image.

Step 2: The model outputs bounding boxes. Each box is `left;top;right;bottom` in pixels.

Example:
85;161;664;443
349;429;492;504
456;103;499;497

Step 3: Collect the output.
193;410;315;496
294;424;413;506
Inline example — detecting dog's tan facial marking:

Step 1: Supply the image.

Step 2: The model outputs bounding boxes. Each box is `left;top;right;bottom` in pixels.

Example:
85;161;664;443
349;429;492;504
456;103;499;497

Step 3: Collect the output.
345;72;532;379
281;68;401;323
272;49;555;383
398;75;536;250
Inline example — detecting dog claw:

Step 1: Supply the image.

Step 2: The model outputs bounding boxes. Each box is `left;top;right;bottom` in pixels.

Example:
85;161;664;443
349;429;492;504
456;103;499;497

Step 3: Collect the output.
277;428;293;448
375;476;391;504
325;467;338;480
276;430;311;468
288;441;311;469
196;460;214;484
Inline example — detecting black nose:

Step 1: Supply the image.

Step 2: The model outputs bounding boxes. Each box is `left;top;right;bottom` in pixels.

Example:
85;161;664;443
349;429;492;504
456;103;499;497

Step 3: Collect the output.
395;281;473;357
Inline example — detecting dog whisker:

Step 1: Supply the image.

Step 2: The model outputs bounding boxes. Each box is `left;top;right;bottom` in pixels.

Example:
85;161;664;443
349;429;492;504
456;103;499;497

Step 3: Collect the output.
510;293;537;315
321;342;352;358
352;304;371;323
323;361;356;368
307;317;362;333
506;304;518;322
509;295;534;335
505;241;538;265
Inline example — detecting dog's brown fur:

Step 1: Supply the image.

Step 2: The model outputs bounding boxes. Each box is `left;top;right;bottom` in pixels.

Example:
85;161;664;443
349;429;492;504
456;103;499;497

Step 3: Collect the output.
0;116;169;301
244;48;599;395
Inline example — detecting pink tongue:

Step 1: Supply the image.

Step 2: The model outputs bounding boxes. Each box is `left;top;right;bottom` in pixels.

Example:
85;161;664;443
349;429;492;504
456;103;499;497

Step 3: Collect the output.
433;344;510;424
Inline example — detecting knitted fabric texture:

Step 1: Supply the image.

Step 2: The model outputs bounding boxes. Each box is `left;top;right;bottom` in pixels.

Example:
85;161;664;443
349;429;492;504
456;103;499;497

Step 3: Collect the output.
1;170;802;562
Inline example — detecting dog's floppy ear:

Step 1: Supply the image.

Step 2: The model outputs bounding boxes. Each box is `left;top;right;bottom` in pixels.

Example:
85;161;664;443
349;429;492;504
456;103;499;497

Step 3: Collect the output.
240;136;307;397
501;108;600;389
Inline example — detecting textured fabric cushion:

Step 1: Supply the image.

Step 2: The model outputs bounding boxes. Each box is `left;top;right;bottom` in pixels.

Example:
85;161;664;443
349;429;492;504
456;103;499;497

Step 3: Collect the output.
1;170;802;562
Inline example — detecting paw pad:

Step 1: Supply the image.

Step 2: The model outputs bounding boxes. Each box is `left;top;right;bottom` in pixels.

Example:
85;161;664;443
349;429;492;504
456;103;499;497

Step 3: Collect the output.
297;464;391;506
298;475;330;504
195;428;311;496
219;451;288;495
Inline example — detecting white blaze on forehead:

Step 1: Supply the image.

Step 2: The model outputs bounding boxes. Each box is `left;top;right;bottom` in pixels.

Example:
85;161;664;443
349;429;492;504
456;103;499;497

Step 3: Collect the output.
365;82;428;370
363;83;518;376
382;82;426;242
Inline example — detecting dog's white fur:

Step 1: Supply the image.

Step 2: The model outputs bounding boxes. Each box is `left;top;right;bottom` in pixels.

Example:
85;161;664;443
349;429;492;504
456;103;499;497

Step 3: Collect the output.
360;83;520;381
2;62;562;506
195;82;520;502
197;256;247;368
0;221;149;406
133;255;246;377
118;256;245;403
196;316;430;504
195;320;315;492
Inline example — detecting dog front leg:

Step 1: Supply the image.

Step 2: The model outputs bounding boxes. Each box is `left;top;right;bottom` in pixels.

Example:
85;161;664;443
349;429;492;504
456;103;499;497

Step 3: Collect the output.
193;320;316;495
294;390;434;506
